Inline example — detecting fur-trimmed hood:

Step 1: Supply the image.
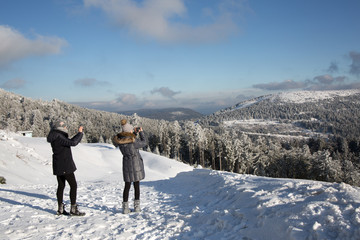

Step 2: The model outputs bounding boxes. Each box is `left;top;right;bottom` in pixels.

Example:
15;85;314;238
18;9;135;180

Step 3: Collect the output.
112;132;136;145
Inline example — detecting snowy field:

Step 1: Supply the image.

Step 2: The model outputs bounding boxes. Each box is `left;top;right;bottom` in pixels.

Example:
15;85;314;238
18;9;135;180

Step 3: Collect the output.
272;89;360;104
1;130;360;240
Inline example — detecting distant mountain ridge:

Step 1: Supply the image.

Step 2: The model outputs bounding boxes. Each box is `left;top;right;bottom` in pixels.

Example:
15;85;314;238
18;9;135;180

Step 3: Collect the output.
201;89;360;139
215;89;360;114
119;108;203;121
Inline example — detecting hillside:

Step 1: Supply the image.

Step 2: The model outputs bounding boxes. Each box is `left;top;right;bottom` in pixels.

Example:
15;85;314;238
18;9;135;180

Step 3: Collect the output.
201;89;360;139
1;88;360;187
0;88;156;144
1;130;360;240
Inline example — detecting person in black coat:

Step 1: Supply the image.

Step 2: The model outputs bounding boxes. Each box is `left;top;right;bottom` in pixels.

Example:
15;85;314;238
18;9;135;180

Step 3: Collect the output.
113;119;147;214
47;120;85;216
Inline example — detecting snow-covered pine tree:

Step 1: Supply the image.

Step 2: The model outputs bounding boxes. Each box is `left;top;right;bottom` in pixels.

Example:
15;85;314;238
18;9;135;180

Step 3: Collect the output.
183;121;197;166
170;121;182;160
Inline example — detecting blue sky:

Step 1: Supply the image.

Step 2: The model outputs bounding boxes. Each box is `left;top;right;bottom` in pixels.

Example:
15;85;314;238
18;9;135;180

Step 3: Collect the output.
0;0;359;114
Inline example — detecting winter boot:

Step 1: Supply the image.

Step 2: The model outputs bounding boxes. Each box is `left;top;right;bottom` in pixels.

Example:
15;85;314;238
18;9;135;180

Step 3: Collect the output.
57;203;70;216
122;202;130;214
134;200;141;212
70;204;85;216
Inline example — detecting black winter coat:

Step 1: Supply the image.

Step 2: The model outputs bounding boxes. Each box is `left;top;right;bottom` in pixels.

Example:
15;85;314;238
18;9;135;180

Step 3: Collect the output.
47;129;83;176
113;131;147;182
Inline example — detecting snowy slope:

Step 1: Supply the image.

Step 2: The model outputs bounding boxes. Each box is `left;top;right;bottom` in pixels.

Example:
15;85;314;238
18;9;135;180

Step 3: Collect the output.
1;130;360;240
217;89;360;114
271;89;360;104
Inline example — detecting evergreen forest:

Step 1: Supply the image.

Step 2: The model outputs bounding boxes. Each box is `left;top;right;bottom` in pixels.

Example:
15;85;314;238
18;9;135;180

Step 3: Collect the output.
1;88;360;186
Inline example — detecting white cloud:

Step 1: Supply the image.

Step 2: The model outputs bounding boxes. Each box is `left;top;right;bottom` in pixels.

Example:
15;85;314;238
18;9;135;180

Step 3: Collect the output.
84;0;245;43
115;93;139;106
0;25;67;67
151;87;180;98
253;79;307;91
349;51;360;76
313;74;334;84
327;61;338;73
74;78;110;87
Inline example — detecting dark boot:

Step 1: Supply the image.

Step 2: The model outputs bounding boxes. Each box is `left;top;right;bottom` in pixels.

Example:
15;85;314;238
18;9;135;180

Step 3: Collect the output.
57;203;70;216
70;204;85;216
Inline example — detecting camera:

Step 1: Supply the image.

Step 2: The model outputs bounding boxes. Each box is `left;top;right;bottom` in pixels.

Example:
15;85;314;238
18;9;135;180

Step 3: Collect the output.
134;127;141;133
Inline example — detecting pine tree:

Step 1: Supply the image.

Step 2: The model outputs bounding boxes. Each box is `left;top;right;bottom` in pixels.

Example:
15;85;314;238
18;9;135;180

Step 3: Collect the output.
170;121;182;160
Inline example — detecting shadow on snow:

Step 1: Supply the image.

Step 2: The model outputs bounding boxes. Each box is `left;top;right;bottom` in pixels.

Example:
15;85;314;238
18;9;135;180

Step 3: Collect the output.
0;188;55;214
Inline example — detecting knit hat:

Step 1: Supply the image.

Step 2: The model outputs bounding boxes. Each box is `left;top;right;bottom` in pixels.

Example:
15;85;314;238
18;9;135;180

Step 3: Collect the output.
53;120;68;133
121;119;133;133
54;120;66;128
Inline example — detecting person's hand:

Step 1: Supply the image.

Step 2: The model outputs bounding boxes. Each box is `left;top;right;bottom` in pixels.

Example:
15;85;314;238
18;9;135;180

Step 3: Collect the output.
134;127;143;133
78;126;84;133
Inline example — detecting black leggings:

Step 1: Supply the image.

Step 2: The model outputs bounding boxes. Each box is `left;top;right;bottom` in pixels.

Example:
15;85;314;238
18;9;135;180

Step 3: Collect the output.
56;173;77;206
123;181;140;202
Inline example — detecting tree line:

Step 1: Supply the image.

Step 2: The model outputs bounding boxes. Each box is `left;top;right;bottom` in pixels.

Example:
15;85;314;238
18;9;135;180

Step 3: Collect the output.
1;89;360;186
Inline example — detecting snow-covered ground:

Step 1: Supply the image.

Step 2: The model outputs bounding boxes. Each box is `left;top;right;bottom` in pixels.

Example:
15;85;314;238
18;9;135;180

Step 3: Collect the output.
272;89;360;104
1;130;360;240
223;119;317;139
224;119;281;126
